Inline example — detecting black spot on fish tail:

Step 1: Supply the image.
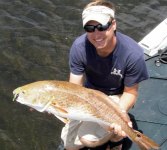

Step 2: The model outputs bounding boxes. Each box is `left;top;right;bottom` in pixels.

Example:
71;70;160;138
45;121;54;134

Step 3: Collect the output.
137;133;141;138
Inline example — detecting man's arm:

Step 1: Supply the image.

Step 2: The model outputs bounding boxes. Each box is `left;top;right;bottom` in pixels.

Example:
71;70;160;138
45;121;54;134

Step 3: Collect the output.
110;84;139;137
69;72;84;86
119;84;139;112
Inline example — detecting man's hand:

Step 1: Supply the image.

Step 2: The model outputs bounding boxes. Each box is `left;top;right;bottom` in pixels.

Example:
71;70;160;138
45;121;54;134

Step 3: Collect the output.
108;112;132;138
110;122;132;138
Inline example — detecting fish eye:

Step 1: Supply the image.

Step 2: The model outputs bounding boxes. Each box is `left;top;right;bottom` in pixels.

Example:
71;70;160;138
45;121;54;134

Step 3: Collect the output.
22;91;25;94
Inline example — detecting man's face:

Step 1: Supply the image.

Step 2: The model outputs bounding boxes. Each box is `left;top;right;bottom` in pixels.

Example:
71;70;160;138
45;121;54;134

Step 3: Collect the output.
86;20;116;51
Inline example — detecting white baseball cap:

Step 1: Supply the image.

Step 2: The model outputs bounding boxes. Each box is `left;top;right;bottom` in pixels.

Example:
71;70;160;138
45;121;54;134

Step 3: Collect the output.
82;6;115;27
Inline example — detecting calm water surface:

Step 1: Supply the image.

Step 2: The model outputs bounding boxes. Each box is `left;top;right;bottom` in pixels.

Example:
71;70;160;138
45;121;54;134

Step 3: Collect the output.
0;0;167;149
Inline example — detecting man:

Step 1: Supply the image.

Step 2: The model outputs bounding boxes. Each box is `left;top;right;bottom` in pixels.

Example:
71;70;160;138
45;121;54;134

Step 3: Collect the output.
61;0;149;150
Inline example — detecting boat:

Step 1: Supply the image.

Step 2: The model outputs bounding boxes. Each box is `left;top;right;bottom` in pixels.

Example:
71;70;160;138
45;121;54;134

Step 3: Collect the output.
139;18;167;56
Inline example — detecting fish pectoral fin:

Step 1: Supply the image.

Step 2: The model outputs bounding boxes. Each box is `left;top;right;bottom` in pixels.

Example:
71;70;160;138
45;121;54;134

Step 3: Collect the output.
51;102;69;124
51;101;69;114
55;115;69;124
51;103;68;114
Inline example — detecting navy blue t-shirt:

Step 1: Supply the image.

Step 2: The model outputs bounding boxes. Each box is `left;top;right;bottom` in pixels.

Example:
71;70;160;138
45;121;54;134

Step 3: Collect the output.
69;32;149;95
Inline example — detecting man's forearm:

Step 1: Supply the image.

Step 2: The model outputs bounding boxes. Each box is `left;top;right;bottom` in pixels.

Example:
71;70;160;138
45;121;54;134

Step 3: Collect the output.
69;72;84;86
119;84;139;112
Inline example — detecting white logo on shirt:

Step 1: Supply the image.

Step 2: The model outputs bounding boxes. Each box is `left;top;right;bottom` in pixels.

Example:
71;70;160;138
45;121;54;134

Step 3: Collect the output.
110;68;123;78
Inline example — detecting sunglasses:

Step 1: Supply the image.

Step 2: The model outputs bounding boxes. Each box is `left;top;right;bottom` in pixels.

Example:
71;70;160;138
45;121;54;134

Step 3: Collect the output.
84;22;112;33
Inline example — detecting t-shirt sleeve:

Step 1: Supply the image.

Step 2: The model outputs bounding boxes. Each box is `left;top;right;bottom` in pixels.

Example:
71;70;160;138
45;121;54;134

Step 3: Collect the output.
69;42;85;75
124;54;149;87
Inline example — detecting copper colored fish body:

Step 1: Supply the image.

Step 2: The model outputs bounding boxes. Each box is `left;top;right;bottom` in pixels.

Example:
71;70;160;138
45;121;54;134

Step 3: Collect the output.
13;80;160;150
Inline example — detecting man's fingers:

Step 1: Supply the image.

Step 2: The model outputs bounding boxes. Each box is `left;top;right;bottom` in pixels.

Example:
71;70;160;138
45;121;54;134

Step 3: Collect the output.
128;121;133;128
110;123;126;137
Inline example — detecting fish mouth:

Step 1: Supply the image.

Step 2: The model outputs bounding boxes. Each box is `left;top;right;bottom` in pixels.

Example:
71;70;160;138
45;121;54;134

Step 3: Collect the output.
13;93;19;101
13;87;25;102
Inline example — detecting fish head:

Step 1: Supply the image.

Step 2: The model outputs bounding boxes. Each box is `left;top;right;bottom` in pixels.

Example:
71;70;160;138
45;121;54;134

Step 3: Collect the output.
13;81;54;112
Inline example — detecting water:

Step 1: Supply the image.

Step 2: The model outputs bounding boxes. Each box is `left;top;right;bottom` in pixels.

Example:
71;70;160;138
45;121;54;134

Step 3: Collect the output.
0;0;167;149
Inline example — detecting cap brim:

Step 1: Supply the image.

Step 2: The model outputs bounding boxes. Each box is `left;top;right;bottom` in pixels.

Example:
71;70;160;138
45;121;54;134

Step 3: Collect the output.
83;14;110;27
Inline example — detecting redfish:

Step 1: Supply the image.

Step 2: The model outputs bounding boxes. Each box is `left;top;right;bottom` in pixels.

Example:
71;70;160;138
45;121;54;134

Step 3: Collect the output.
13;80;160;150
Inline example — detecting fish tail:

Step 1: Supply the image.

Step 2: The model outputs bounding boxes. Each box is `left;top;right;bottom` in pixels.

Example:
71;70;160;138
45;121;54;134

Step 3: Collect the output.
133;130;160;150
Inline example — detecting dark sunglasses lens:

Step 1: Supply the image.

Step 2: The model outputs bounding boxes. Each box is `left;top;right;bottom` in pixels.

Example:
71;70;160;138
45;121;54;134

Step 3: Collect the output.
84;25;95;32
97;24;109;31
84;22;111;32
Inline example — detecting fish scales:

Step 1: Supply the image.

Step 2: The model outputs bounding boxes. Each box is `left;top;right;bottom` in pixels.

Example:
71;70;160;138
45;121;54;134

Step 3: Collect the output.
54;84;122;125
51;81;125;121
13;80;160;150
